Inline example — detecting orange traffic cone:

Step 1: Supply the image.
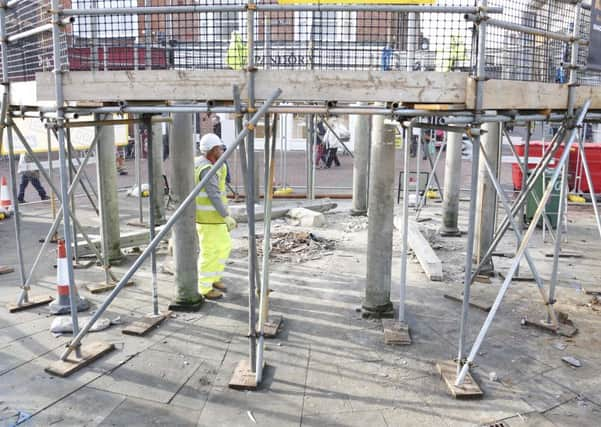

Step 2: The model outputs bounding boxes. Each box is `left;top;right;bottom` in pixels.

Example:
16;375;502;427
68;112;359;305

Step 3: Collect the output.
0;176;12;216
49;240;89;314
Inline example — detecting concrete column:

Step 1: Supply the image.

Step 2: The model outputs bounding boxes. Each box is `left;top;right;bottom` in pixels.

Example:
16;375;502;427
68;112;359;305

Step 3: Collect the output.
169;112;202;306
351;106;370;216
440;130;463;236
151;121;166;224
363;114;395;317
95;114;121;263
475;122;501;275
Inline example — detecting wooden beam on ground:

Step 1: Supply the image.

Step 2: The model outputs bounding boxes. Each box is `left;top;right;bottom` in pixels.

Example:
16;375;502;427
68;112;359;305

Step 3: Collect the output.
122;311;171;336
436;360;483;399
544;251;583;258
394;217;443;281
85;280;135;294
0;266;14;275
522;318;578;337
45;341;115;377
8;295;54;313
443;293;492;312
74;226;167;257
230;199;337;223
382;319;412;345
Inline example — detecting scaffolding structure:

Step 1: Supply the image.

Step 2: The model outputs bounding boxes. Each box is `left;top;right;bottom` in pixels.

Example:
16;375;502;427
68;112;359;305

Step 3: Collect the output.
3;0;601;391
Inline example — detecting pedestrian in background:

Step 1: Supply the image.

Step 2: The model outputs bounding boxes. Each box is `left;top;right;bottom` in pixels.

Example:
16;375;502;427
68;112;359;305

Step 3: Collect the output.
324;116;349;168
17;153;48;203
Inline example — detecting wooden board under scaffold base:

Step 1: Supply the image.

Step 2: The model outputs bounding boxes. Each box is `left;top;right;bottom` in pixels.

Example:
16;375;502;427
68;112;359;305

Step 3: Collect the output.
228;359;265;391
45;341;115;377
85;280;135;294
8;295;54;313
122;311;171;336
382;319;412;345
436;360;483;399
259;315;283;338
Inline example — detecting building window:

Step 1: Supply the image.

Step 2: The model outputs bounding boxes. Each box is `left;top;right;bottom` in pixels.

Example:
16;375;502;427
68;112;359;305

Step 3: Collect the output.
72;0;138;39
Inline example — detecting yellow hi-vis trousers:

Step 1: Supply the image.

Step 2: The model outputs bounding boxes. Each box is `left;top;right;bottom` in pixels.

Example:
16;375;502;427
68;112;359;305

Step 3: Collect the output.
197;223;232;295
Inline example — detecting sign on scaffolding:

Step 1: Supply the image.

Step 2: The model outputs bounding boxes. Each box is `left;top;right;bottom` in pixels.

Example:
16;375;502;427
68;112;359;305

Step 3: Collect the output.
0;118;129;156
588;0;601;70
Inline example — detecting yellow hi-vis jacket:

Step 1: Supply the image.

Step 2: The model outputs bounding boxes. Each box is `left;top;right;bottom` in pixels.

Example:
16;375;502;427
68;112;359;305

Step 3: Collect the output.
226;32;247;71
195;157;228;224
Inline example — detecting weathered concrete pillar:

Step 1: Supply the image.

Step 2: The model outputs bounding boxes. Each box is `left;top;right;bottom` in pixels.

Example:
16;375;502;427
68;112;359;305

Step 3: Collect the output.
475;122;501;275
363;113;395;318
151;121;166;224
440;129;463;236
95;113;121;263
169;112;202;308
351;106;370;216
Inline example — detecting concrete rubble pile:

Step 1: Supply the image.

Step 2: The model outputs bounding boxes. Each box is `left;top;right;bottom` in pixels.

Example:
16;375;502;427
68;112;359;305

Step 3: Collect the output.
256;231;335;263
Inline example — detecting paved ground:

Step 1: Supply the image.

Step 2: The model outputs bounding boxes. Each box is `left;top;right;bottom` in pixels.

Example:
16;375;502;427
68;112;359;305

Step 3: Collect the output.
2;142;601;426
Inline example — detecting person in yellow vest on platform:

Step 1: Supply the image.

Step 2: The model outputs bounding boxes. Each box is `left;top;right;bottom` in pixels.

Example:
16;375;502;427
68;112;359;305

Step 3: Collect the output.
195;133;237;300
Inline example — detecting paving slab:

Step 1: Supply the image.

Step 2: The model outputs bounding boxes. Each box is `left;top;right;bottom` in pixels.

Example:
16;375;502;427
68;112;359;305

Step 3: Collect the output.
301;410;388;427
542;363;601;406
98;396;200;426
22;386;126;426
89;349;202;403
0;330;67;374
541;397;601;427
510;375;577;412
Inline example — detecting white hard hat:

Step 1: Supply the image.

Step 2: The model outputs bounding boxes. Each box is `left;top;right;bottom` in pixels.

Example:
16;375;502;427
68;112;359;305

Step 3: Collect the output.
200;133;223;152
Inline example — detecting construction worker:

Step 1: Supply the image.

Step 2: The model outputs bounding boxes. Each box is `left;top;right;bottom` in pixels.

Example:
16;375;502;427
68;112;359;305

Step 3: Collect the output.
195;133;237;300
225;31;247;71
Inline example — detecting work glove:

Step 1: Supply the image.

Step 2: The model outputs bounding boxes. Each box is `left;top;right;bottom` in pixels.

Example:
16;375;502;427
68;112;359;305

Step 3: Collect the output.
224;216;237;232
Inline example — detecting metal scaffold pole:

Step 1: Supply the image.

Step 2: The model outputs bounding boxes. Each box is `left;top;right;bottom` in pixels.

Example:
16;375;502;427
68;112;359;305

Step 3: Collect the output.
59;89;282;362
50;0;81;357
456;0;487;376
455;99;591;386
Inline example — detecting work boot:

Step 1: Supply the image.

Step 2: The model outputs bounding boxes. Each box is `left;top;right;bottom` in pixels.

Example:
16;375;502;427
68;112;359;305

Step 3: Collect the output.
204;289;223;300
213;281;227;291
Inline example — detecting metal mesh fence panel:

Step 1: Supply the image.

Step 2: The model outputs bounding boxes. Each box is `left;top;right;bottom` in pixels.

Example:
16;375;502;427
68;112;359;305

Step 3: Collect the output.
2;0;601;88
485;0;574;83
14;0;477;73
4;0;68;82
578;6;601;86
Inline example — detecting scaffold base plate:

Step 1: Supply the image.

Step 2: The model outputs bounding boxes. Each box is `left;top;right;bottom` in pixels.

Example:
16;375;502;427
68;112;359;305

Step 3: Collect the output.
436;360;483;399
259;315;283;338
8;295;54;313
522;319;578;338
382;319;412;345
45;341;115;377
229;359;265;391
122;311;171;336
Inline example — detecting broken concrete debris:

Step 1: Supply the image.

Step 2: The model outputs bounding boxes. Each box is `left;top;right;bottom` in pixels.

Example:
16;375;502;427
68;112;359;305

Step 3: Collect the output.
286;207;326;227
256;231;335;263
561;356;582;368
